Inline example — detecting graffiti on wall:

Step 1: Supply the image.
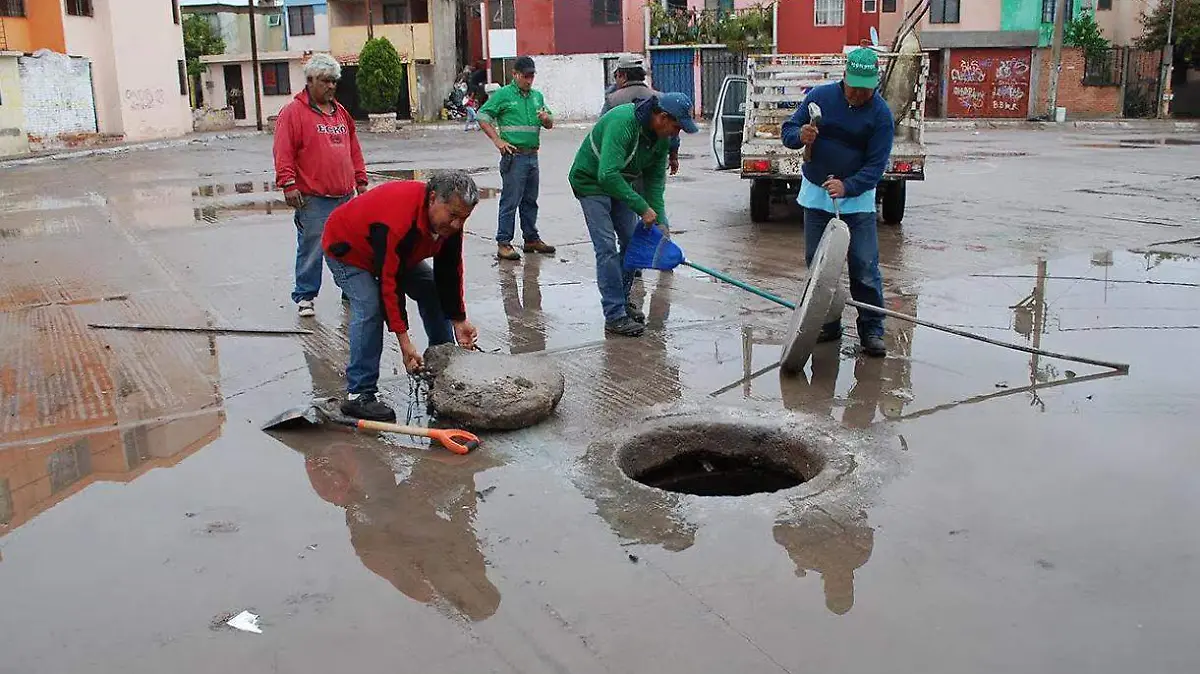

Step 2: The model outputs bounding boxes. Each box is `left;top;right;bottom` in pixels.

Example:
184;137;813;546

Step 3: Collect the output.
124;88;166;111
947;49;1032;119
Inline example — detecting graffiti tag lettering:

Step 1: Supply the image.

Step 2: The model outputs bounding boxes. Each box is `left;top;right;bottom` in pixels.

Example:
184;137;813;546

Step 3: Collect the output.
125;88;165;110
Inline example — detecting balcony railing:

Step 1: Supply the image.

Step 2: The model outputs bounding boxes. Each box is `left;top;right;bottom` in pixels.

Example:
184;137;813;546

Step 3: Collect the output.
330;23;432;61
648;4;774;52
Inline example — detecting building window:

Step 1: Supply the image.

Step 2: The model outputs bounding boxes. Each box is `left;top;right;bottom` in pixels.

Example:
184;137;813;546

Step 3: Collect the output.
592;0;620;25
1097;0;1112;9
178;59;188;95
489;0;515;30
66;0;93;17
1042;0;1074;23
814;0;844;27
262;62;291;96
382;1;428;24
930;0;960;23
667;0;687;11
882;0;897;11
0;0;24;18
172;0;179;24
863;0;877;12
288;5;315;35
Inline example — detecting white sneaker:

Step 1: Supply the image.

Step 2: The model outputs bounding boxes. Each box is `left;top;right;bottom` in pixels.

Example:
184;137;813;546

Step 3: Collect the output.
297;299;315;317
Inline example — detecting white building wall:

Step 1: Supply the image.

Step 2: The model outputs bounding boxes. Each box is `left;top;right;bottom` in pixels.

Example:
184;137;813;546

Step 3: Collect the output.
534;53;633;120
201;55;305;127
107;0;193;141
18;50;97;138
62;0;122;135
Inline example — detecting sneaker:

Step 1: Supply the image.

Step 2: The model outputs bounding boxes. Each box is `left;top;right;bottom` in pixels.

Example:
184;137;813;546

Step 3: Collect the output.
861;335;886;358
605;316;645;337
817;323;842;344
497;244;521;261
523;240;557;255
626;302;645;324
341;292;351;304
340;392;397;422
297;299;315;317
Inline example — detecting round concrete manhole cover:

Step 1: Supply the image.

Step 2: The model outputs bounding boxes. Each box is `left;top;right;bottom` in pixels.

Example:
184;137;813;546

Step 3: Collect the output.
616;422;830;497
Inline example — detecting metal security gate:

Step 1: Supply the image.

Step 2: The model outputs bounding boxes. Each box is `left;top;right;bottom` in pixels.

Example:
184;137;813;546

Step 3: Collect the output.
650;48;694;106
700;48;743;118
1123;49;1163;119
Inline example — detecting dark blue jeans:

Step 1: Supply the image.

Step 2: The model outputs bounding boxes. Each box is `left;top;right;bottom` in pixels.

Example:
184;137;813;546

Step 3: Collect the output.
803;208;885;339
497;152;540;244
325;257;455;395
292;194;350;304
579;195;638;322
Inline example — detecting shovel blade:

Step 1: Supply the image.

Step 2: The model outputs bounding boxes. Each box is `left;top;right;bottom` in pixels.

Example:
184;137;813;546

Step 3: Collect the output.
262;404;327;431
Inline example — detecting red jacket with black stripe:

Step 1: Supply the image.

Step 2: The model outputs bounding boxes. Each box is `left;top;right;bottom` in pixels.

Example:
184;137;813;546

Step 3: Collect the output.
321;181;466;334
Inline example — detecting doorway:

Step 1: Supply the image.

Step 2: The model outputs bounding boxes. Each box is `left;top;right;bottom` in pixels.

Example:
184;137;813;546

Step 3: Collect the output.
223;64;246;120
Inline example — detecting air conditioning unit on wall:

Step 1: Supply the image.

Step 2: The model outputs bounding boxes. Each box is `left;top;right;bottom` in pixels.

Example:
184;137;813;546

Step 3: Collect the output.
267;13;282;27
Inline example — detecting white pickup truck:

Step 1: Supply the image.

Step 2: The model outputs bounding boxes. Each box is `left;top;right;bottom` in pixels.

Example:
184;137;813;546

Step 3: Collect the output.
711;51;929;224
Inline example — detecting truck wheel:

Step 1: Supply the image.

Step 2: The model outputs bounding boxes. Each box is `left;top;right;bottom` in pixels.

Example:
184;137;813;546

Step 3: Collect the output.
880;180;906;225
750;179;771;223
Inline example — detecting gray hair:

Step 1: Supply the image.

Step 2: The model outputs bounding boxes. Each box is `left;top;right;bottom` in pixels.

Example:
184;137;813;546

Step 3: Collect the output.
427;170;480;207
304;53;341;81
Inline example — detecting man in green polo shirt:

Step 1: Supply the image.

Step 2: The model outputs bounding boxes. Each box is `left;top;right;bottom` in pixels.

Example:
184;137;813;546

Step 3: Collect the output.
477;56;557;261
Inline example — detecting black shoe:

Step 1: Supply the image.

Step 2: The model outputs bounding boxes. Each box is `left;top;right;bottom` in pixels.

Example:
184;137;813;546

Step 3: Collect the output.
341;292;351;304
862;335;886;358
340;392;397;422
817;324;843;344
605;316;645;337
626;302;646;324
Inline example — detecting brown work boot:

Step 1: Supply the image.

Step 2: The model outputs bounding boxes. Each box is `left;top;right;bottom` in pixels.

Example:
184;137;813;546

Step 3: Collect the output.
523;240;557;255
497;244;521;261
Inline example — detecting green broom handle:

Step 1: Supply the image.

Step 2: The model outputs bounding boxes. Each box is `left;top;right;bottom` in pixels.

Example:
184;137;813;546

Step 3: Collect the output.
682;260;796;309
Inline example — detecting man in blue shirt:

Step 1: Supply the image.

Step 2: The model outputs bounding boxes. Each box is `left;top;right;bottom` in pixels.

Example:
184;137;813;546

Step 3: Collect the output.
782;47;893;357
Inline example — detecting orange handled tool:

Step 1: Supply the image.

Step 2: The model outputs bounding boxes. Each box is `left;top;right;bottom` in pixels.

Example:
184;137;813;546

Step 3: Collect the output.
346;419;480;455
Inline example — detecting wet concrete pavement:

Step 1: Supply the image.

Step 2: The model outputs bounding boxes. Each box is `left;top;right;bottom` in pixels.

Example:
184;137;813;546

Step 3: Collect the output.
2;127;1200;673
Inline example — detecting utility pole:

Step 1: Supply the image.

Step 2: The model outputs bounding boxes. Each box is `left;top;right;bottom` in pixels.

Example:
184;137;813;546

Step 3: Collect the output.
367;0;375;39
1157;0;1177;118
1047;0;1068;120
248;0;264;131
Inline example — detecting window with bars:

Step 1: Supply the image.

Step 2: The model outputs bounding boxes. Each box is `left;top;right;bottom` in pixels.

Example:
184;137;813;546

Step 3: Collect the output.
863;0;878;12
1042;0;1075;23
882;0;897;11
489;0;515;30
262;62;291;96
592;0;620;25
382;1;428;24
0;0;23;18
930;0;960;23
814;0;844;26
288;5;315;35
66;0;93;16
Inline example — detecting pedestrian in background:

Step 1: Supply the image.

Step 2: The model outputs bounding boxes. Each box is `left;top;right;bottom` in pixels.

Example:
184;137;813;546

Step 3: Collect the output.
477;56;557;262
601;54;680;176
273;53;368;318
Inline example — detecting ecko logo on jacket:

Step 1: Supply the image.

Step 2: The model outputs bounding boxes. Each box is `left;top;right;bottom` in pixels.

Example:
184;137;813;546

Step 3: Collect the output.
316;123;349;135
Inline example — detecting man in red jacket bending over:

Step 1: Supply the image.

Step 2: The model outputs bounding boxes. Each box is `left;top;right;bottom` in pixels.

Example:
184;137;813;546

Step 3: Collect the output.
322;171;481;422
274;53;368;319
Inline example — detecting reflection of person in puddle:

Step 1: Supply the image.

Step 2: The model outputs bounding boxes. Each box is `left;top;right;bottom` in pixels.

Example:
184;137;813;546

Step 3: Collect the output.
321;171;481;422
303;441;502;621
773;508;874;615
499;255;546;354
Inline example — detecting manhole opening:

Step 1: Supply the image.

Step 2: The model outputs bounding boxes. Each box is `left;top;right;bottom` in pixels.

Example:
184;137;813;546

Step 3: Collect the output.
634;450;804;496
617;424;826;497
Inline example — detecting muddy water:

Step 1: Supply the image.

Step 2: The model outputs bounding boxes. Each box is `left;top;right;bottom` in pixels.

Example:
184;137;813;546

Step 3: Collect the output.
2;132;1200;672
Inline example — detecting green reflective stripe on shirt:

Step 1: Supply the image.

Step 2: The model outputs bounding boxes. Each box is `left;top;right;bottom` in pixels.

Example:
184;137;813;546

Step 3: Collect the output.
477;82;548;149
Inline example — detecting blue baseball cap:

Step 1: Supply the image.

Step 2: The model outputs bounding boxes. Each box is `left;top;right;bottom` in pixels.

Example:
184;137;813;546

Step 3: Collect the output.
656;92;698;134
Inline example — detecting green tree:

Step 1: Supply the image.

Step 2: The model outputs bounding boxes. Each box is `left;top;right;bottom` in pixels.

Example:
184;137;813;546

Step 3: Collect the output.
358;37;405;114
1138;0;1200;58
183;14;225;78
1064;9;1111;56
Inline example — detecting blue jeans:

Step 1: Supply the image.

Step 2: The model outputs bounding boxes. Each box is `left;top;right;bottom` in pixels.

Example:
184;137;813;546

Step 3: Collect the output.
292;194;350;304
803;208;885;338
497;152;540;244
579;195;638;322
326;257;455;395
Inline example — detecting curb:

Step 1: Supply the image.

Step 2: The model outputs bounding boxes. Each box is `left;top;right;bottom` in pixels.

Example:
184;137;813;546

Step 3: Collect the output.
926;119;1199;132
0;130;264;167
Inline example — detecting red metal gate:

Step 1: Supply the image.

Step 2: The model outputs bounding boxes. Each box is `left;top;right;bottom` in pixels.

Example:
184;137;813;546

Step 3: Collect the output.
946;48;1032;119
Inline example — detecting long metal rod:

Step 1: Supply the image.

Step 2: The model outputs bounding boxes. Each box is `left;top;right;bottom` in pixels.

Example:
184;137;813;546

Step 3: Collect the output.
681;261;1131;373
88;322;312;336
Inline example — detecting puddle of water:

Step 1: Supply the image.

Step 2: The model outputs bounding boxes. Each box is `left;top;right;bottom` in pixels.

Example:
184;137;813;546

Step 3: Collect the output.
1076;138;1200;149
366;168;501;199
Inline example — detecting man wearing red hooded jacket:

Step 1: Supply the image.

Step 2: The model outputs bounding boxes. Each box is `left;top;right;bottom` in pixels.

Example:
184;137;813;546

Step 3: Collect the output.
274;53;368;319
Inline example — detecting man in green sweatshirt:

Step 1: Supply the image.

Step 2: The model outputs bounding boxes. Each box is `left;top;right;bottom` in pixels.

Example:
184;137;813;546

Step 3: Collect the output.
568;93;698;337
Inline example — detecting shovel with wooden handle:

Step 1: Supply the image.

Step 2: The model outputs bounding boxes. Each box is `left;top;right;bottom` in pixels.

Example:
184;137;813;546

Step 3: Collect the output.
262;399;480;455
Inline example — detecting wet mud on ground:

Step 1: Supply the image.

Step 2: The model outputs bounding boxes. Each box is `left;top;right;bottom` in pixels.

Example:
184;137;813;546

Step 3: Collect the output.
1;128;1199;673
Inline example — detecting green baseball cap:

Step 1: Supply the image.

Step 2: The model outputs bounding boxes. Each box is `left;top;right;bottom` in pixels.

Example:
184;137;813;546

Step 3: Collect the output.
845;47;879;89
